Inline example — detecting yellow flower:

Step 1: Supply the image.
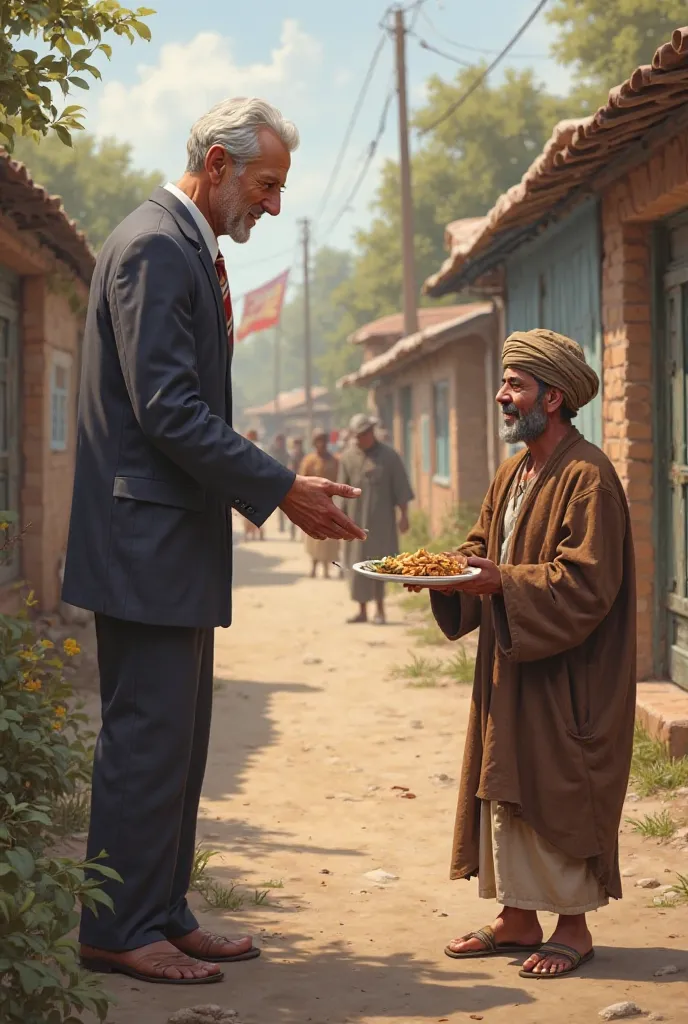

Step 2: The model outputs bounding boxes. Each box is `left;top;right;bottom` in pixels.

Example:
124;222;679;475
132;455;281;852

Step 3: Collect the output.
63;638;81;657
54;705;66;718
40;639;54;649
51;720;63;731
19;650;35;661
23;679;42;692
0;521;9;531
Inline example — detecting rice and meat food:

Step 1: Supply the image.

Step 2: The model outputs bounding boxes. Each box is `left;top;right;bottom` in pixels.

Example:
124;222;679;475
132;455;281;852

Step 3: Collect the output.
371;548;469;577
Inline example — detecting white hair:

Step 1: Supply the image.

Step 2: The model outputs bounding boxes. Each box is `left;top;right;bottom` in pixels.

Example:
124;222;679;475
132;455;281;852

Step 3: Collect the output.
186;97;300;173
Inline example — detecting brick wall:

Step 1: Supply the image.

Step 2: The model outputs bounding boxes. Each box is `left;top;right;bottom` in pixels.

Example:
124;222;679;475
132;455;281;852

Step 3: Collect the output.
373;328;493;537
601;129;688;678
0;213;86;613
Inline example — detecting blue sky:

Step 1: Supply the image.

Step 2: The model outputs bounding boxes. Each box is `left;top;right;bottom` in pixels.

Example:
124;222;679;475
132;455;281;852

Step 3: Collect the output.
81;0;573;307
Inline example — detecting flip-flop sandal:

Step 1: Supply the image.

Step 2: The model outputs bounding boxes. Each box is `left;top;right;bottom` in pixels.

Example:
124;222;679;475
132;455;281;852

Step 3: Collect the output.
80;955;224;985
193;946;261;964
518;942;595;979
445;925;543;960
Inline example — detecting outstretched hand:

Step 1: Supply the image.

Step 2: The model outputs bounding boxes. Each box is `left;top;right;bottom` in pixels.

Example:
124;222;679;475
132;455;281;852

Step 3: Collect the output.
280;475;367;541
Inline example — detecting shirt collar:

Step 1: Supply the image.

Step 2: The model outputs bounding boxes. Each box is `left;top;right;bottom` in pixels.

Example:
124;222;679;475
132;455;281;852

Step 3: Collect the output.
163;182;219;261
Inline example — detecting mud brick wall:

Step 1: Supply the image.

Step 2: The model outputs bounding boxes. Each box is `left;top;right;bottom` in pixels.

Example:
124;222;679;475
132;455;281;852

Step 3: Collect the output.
601;130;688;678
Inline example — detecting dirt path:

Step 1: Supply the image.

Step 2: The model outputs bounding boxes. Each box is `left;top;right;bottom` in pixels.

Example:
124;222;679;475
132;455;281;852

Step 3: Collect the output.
75;521;688;1024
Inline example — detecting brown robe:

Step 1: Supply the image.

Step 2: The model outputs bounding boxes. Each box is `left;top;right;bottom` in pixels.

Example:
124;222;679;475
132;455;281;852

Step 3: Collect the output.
431;429;636;900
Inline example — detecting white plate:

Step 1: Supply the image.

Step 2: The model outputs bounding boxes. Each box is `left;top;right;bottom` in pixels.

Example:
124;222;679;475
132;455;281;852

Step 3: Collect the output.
352;561;482;587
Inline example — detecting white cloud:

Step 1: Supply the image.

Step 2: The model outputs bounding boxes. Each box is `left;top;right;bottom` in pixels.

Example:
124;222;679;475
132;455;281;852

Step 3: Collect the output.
93;20;322;171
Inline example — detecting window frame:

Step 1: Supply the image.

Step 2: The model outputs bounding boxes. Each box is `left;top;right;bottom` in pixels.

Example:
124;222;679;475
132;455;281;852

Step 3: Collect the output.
432;378;450;485
50;350;72;453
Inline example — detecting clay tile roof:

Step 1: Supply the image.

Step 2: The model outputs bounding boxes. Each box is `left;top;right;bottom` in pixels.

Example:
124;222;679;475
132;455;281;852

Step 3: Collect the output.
243;385;330;417
0;151;95;283
348;304;475;345
425;25;688;296
339;302;493;388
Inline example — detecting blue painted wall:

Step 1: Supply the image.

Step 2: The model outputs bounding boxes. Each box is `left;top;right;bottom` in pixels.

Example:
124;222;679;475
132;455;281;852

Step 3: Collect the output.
505;200;603;447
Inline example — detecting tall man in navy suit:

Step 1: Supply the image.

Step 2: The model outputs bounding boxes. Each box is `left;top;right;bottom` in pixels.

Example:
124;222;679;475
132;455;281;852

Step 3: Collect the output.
63;97;365;986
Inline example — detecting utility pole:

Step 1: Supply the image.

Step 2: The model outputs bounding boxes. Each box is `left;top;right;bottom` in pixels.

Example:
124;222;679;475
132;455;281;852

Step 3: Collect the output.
300;217;314;439
394;4;418;338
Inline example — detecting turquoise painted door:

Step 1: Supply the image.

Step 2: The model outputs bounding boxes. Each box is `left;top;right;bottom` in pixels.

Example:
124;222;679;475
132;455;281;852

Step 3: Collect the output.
506;201;602;447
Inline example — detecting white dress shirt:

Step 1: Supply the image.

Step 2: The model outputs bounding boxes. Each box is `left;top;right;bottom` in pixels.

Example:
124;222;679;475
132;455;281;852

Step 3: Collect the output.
163;181;219;262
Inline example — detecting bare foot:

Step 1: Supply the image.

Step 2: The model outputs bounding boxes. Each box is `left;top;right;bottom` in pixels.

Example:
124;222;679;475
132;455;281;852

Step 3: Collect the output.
521;916;592;976
80;939;222;983
170;928;256;963
446;907;543;956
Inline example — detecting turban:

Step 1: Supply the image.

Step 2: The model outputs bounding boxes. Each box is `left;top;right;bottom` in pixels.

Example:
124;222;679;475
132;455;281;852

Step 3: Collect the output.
502;328;599;413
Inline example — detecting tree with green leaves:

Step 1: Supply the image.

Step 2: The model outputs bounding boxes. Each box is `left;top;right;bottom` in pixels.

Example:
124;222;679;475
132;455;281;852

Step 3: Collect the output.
547;0;688;110
334;67;567;325
0;1;154;151
12;131;162;248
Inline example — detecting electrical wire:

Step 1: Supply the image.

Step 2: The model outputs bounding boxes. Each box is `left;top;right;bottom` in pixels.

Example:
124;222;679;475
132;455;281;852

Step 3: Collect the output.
313;31;388;226
419;5;547;60
410;32;472;68
418;0;550;136
323;84;396;237
322;0;427;237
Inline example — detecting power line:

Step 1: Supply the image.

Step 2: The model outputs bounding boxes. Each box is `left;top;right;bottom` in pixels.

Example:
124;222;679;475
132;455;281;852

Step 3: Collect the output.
418;0;550;136
411;33;472;68
419;5;547;60
323;83;395;237
233;245;295;269
322;0;427;237
313;31;388;226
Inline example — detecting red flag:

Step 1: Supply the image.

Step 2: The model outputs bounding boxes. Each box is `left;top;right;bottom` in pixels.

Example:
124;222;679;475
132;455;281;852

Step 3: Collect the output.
236;269;289;342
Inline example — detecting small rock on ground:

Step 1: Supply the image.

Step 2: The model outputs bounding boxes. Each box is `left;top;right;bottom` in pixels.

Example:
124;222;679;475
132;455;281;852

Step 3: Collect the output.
598;1003;643;1020
636;877;661;889
654;964;680;977
364;869;399;883
168;1007;240;1024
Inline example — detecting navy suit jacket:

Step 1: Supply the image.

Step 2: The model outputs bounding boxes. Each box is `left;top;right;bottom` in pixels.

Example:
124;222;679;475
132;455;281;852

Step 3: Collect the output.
62;187;294;627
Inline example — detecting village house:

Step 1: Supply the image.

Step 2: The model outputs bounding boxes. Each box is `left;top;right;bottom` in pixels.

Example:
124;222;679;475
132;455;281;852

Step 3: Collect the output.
0;153;93;614
423;25;688;747
242;385;332;442
339;304;500;534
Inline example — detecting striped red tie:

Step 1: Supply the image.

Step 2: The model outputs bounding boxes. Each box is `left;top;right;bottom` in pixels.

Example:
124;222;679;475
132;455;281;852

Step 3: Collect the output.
214;254;234;349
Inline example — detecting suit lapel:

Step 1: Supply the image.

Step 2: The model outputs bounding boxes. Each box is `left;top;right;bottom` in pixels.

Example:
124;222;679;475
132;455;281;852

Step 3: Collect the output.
149;188;227;360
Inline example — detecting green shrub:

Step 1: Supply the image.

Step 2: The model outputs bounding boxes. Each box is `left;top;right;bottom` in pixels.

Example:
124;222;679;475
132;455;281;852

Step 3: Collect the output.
0;556;118;1022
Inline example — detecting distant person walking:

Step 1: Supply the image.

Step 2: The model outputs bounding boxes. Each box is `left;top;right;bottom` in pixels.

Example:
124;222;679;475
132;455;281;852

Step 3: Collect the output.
243;430;265;540
288;437;305;540
299;429;341;578
338;413;413;624
268;433;290;533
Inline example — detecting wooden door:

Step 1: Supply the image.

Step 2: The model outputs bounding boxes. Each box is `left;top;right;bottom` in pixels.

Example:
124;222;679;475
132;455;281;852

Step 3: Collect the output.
662;218;688;689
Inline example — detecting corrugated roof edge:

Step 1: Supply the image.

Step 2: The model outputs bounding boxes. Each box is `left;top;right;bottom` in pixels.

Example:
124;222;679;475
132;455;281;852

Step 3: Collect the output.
338;303;493;388
424;25;688;297
0;150;95;283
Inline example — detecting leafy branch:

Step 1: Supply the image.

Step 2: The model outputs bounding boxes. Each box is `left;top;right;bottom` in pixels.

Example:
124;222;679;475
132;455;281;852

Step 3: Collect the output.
0;1;155;149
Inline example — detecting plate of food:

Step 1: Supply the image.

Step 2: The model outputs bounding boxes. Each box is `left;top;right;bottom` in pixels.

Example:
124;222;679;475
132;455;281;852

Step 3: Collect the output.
352;548;481;586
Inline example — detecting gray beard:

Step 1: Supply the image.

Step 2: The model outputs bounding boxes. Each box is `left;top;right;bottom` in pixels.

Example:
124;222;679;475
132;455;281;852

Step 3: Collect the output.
499;402;548;444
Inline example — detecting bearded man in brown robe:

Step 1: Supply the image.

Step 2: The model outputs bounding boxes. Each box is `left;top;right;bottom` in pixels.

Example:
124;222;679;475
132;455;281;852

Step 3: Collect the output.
419;329;636;979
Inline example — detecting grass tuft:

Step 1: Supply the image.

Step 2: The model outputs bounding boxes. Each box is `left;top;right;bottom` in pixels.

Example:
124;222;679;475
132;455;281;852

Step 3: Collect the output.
631;725;688;796
444;647;475;684
626;810;679;839
408;621;445;647
390;654;444;687
51;788;91;835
